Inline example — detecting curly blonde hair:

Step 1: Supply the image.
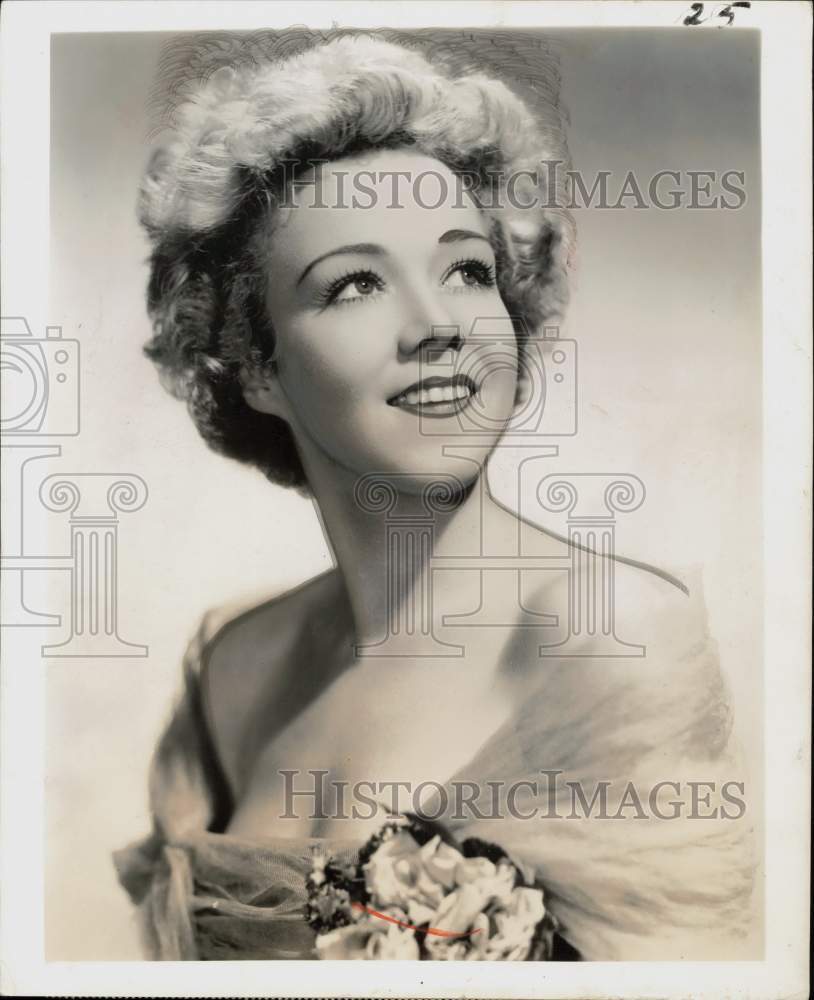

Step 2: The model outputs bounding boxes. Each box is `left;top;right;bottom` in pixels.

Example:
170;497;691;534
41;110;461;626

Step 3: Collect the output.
140;30;575;490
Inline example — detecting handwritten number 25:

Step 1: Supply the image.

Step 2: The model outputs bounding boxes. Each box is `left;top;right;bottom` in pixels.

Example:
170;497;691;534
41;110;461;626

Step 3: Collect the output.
683;2;751;26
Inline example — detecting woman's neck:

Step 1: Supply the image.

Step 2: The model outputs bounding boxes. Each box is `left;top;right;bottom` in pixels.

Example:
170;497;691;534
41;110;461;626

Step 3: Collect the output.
299;447;514;654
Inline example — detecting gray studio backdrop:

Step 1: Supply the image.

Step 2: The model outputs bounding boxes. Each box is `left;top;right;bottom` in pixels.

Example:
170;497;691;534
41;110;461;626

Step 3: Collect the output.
46;29;761;958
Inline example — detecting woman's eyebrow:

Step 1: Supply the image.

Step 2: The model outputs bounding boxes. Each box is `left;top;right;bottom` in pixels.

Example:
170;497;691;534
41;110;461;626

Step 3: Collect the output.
438;228;493;247
296;243;384;286
296;230;493;287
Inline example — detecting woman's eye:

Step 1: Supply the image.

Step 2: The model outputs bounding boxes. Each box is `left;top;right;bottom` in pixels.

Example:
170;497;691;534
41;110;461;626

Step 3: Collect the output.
329;273;383;306
319;259;494;309
443;260;496;290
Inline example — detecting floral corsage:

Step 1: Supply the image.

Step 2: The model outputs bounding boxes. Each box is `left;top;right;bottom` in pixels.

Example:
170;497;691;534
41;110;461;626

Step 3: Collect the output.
305;815;562;960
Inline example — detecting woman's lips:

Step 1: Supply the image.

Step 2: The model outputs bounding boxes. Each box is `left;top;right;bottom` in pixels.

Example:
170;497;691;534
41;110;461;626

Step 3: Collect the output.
387;375;477;417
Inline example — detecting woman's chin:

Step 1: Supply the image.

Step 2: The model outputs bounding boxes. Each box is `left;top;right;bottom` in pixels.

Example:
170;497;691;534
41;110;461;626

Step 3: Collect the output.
299;421;501;498
317;447;488;509
366;442;491;491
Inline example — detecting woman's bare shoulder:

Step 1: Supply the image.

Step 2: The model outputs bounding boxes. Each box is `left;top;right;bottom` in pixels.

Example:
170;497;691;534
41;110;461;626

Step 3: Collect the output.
517;515;698;635
198;569;350;788
508;552;729;770
511;532;711;705
202;569;344;664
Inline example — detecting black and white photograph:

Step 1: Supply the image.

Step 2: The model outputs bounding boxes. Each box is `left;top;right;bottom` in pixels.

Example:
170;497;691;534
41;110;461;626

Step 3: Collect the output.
0;2;810;997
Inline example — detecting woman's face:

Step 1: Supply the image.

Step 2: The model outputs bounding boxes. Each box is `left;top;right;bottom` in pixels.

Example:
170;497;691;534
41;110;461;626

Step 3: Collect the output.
246;148;518;492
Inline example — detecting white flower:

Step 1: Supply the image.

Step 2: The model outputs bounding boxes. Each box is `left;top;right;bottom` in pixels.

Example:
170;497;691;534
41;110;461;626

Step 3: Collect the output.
424;883;491;958
315;923;374;960
309;850;329;887
406;898;437;926
365;921;420;960
454;855;496;885
425;860;539;960
363;831;422;908
364;831;446;912
482;887;546;961
315;911;419;961
419;835;464;889
314;823;548;962
468;911;492;959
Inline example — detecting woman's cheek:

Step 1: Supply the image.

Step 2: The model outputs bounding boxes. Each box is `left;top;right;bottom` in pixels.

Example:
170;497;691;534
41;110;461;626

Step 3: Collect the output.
279;335;383;430
302;308;392;376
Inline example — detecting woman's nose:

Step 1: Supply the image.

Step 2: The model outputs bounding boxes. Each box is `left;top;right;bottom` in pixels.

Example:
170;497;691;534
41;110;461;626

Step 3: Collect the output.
396;289;462;357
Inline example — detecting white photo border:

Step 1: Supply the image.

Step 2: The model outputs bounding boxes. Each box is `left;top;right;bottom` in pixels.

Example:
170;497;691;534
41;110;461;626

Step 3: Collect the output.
1;1;810;997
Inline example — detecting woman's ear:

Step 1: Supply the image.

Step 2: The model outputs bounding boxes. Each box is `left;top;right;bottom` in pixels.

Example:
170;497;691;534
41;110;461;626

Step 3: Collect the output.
240;364;292;421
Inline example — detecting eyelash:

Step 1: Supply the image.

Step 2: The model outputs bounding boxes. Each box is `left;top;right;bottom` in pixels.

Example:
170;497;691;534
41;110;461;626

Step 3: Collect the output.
317;269;384;309
446;257;497;291
317;257;497;309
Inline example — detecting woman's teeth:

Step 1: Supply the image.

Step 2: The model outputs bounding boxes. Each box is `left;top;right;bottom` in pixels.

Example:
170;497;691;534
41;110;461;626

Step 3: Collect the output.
396;384;472;406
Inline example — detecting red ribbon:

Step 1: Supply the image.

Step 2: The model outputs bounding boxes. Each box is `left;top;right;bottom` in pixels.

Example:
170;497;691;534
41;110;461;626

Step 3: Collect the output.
352;901;481;938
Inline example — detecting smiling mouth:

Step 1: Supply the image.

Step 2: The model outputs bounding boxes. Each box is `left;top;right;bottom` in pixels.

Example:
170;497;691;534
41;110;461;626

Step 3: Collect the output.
387;375;477;416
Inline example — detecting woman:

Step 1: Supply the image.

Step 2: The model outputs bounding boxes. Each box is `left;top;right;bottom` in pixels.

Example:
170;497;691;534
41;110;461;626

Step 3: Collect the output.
115;30;754;961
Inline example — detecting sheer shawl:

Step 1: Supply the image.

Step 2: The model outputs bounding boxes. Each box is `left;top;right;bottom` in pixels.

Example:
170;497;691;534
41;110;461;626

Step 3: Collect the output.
114;572;757;960
441;568;758;959
113;607;360;960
